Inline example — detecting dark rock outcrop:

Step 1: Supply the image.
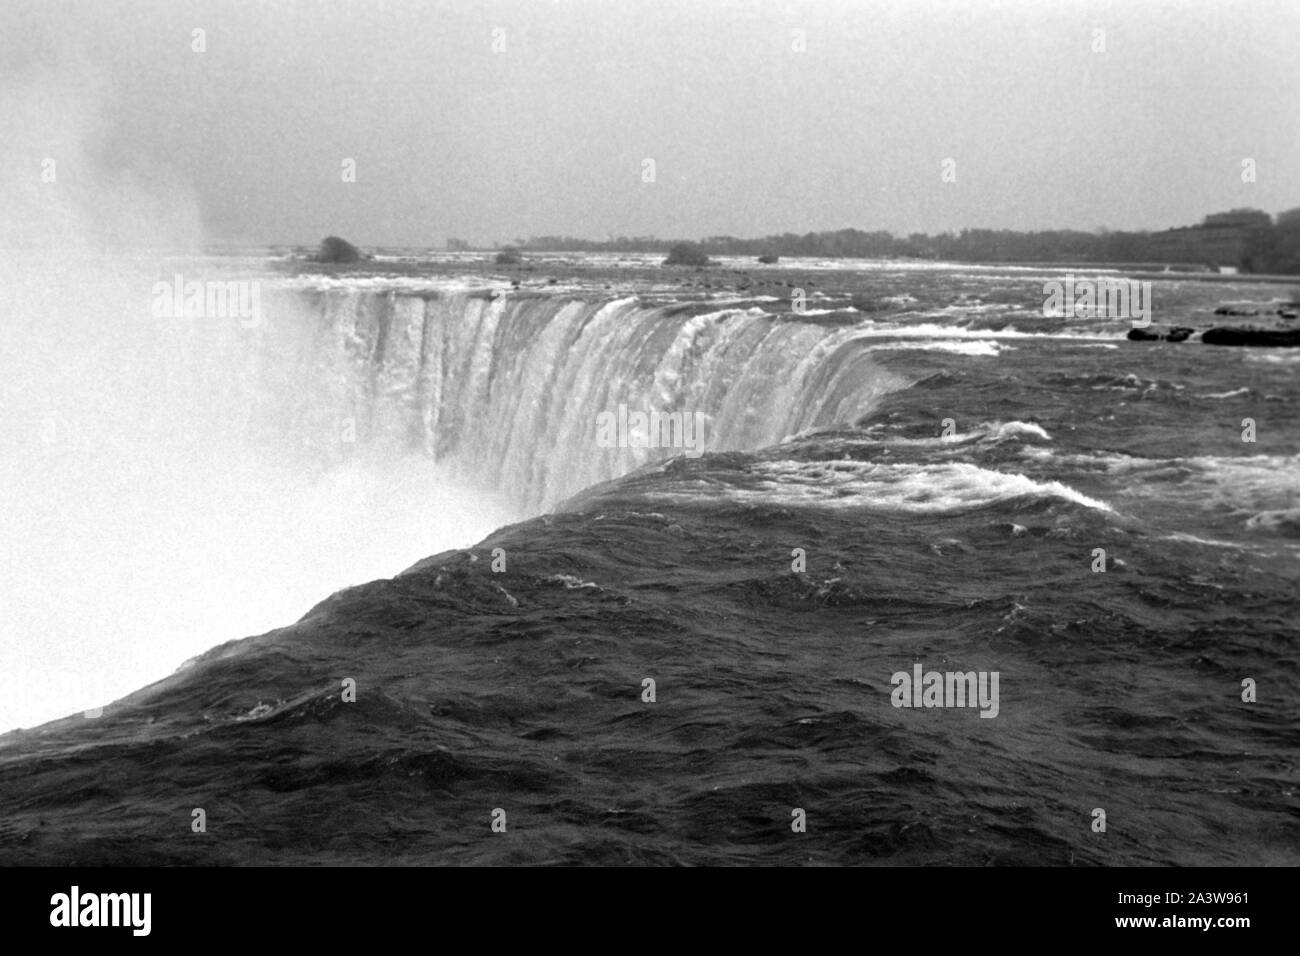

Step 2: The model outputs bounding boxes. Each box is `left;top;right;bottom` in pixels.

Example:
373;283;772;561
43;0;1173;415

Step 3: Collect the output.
663;243;712;267
317;236;362;263
1126;326;1196;343
1215;304;1299;319
1202;327;1300;347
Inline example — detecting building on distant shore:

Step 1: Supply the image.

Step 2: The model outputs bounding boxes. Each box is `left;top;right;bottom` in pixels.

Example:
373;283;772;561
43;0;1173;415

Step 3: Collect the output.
1201;209;1273;229
1275;208;1300;229
1146;208;1273;271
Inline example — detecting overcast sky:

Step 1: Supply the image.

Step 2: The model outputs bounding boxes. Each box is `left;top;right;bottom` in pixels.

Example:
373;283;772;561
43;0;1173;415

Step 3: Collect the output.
4;0;1298;247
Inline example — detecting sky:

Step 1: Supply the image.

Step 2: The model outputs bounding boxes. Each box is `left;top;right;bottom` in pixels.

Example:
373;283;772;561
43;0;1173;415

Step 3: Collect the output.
3;0;1298;247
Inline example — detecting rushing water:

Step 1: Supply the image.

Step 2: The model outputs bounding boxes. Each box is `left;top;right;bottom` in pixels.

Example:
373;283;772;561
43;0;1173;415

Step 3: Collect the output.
1;257;1296;865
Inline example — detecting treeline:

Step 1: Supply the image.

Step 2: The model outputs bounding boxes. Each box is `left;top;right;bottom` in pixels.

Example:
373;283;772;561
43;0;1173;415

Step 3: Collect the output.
517;210;1300;274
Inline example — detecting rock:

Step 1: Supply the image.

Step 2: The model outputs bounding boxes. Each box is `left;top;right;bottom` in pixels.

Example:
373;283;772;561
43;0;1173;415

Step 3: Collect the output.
1203;327;1300;347
663;243;712;267
317;236;362;263
1127;326;1196;343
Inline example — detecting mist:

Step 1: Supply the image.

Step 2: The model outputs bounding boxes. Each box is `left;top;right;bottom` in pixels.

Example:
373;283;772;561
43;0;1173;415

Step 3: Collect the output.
0;68;511;733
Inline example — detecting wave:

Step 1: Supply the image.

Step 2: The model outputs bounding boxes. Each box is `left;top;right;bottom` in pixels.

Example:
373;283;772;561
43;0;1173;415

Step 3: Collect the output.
1016;447;1300;529
1197;387;1253;400
1244;508;1300;537
866;339;1011;356
854;419;1051;448
649;459;1112;513
845;320;1127;342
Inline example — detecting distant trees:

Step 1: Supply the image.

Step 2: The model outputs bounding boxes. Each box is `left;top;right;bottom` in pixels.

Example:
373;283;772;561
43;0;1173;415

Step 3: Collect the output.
511;209;1300;275
495;246;523;265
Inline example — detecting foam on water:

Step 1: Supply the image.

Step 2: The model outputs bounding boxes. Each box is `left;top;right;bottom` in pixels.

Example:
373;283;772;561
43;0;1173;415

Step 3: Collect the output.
652;459;1113;513
868;339;1011;356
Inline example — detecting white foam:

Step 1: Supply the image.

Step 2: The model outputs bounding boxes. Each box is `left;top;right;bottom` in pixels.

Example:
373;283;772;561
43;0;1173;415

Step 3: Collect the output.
868;339;1011;356
1245;508;1300;534
1162;532;1247;550
545;574;601;589
653;460;1112;513
985;421;1052;442
889;420;1050;446
1199;387;1252;400
846;321;1126;343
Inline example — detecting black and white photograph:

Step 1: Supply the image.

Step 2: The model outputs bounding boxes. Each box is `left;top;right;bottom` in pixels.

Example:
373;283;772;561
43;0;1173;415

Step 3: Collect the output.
0;0;1294;934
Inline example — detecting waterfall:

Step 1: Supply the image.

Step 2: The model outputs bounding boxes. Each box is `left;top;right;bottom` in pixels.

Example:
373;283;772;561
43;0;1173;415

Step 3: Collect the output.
0;270;908;731
255;287;910;513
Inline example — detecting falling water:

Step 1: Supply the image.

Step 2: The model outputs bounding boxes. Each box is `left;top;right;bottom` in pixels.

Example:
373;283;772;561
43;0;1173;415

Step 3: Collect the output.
259;287;912;511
